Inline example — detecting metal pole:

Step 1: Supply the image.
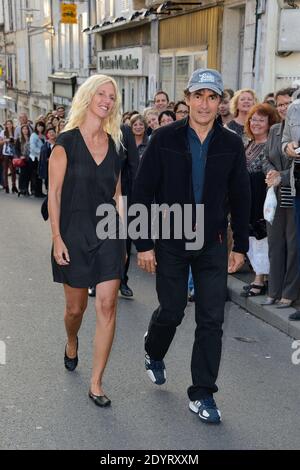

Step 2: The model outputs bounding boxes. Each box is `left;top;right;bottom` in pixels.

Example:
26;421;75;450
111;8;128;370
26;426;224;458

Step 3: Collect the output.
27;22;32;94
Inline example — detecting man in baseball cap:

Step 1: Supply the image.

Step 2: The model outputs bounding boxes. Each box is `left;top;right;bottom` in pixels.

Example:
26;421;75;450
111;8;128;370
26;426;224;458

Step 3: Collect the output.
132;67;250;425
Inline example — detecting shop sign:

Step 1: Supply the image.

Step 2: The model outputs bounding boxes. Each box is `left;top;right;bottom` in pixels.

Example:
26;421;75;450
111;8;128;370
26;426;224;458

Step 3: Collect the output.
97;48;145;76
61;3;77;24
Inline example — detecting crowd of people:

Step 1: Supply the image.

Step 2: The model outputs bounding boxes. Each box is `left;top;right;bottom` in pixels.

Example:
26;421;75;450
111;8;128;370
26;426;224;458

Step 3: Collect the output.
2;69;300;423
0;105;66;197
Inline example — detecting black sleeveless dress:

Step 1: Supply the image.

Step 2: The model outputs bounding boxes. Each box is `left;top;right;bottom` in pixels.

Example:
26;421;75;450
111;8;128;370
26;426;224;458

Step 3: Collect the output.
51;128;125;288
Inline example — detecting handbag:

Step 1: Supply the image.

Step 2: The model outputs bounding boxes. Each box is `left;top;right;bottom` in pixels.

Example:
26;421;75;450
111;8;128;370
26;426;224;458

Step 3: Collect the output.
41;195;49;221
12;157;26;168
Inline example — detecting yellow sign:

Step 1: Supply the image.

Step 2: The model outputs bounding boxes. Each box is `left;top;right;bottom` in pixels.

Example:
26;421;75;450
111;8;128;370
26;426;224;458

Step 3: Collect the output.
61;3;77;24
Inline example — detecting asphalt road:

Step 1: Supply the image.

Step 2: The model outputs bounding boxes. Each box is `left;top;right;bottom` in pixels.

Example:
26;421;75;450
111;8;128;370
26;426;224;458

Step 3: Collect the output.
0;192;300;450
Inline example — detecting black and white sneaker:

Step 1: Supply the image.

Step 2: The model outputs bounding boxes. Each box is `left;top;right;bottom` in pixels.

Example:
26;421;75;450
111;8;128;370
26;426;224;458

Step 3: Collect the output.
145;354;166;385
88;286;96;297
189;396;221;424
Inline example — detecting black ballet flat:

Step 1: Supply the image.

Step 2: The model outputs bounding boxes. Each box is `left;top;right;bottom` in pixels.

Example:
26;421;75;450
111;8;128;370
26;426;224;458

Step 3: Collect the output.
88;390;111;407
64;337;78;371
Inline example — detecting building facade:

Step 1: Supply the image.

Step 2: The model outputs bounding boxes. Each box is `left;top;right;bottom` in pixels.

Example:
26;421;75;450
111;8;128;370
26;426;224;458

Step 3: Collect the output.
49;0;93;116
0;0;5;123
222;0;300;97
1;0;300;122
89;0;223;110
89;0;151;111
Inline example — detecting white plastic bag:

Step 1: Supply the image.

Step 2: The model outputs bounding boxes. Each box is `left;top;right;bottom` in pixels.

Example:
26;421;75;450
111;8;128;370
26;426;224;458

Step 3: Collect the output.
247;237;270;275
263;186;277;224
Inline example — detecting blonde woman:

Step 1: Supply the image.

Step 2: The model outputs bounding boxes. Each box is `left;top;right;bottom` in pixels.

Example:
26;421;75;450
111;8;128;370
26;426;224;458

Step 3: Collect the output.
227;88;258;144
144;108;160;133
48;74;125;407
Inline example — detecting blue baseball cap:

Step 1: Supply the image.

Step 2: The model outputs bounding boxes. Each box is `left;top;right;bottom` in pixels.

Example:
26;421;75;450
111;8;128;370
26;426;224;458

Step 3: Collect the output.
187;68;224;96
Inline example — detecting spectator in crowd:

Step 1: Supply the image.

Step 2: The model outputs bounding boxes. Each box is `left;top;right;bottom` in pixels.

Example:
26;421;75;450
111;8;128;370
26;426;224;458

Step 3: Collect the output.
51;116;60;130
262;88;300;308
56;119;66;135
167;101;175;111
224;88;234;100
56;105;65;119
158;110;176;127
218;91;233;126
264;92;276;107
282;85;300;320
130;113;149;159
36;115;46;123
153;91;169;113
227;88;258;145
174;101;189;121
144;109;160;136
15;123;32;196
0;119;18;194
39;127;57;191
14;113;33;141
122;112;131;126
241;103;280;298
29;121;46;198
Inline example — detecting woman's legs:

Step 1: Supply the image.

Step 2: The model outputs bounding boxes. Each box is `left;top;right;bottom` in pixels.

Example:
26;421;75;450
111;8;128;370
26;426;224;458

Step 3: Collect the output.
63;284;88;358
2;157;9;190
9;159;17;189
90;279;120;396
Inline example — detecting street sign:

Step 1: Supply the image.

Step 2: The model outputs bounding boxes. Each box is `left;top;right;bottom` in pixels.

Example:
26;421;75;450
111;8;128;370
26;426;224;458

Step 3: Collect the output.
61;3;77;24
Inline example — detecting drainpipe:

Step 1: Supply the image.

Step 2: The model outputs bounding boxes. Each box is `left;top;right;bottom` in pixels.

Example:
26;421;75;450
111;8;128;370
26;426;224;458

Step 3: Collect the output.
50;0;54;74
88;0;92;70
252;0;263;90
27;22;32;94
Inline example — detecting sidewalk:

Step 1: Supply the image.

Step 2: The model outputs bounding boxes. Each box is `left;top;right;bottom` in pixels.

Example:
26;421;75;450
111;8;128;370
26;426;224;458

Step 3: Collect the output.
228;265;300;340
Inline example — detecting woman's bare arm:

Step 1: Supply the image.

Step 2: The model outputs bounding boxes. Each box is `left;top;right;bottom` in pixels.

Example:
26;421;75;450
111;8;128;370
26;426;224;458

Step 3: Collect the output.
48;145;70;265
113;175;124;224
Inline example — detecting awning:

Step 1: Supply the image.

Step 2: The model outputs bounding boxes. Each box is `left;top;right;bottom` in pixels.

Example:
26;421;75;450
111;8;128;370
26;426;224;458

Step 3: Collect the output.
86;17;150;35
48;72;77;85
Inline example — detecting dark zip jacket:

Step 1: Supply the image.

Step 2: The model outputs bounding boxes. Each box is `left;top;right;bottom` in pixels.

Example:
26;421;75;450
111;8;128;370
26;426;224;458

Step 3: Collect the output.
132;117;251;254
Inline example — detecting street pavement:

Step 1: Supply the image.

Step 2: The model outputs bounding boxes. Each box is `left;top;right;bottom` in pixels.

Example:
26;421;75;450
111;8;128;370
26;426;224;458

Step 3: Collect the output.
1;192;300;450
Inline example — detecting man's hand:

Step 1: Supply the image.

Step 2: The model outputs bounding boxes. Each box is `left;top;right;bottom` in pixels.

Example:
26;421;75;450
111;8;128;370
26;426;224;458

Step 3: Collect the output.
286;142;300;158
137;250;157;274
228;251;245;274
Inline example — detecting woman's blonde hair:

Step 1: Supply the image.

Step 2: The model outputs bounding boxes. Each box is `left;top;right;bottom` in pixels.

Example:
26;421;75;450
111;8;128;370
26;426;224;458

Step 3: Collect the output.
64;74;122;150
230;88;258;118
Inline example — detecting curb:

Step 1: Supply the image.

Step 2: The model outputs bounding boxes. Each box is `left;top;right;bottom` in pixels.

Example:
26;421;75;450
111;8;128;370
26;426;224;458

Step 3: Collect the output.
227;275;300;340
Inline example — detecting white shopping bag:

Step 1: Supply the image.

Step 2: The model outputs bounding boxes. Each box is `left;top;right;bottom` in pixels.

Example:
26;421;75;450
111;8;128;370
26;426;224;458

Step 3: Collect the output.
247;236;270;275
263;186;277;224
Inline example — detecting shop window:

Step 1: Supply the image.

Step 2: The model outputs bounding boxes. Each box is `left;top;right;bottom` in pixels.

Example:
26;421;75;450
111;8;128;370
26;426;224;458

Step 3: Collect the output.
160;57;173;102
6;55;16;89
175;56;190;101
160;51;207;101
193;51;207;70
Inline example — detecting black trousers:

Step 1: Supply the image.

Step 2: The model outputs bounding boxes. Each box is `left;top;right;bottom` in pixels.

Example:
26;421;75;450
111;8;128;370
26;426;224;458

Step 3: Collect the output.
121;237;132;284
145;238;228;400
